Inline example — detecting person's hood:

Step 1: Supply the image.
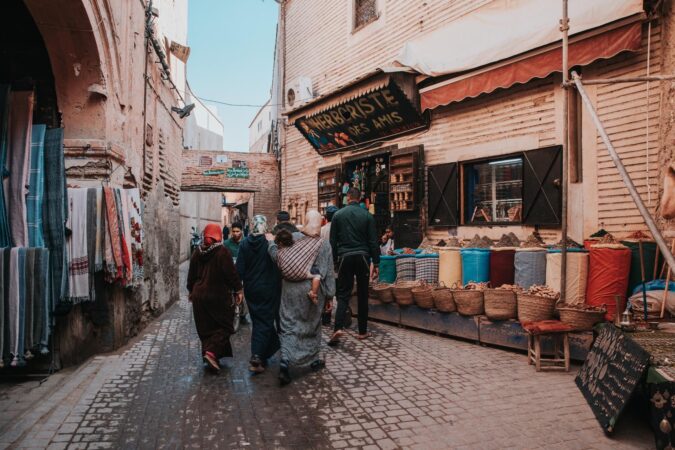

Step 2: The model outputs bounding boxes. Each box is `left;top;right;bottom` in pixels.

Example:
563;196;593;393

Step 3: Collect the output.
198;242;222;261
246;234;268;253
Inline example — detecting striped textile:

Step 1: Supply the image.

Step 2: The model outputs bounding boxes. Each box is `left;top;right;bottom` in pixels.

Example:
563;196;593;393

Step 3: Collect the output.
276;236;323;281
0;85;11;247
66;189;90;303
42;128;68;313
27;125;46;247
7;91;34;247
395;255;416;282
103;187;123;283
415;256;439;284
1;247;51;366
126;189;144;284
86;188;98;301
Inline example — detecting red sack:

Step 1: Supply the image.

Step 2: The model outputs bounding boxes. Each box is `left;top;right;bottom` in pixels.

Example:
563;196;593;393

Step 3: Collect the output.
490;249;515;287
585;247;631;321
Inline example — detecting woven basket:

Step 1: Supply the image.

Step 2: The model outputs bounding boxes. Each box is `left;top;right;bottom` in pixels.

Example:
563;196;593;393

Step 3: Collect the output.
483;289;517;321
373;284;394;303
557;306;606;331
432;286;456;312
517;293;557;322
453;290;484;316
393;281;418;306
412;283;434;309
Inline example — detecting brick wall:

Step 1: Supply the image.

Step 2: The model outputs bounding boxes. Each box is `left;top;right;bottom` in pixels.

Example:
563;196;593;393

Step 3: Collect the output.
181;150;280;224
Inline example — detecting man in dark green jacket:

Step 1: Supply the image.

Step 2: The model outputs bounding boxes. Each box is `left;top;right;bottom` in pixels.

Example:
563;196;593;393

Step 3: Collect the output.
329;188;380;343
223;222;243;259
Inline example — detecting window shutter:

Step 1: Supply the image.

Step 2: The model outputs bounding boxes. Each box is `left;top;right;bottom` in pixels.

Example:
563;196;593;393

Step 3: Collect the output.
427;163;458;226
522;146;562;226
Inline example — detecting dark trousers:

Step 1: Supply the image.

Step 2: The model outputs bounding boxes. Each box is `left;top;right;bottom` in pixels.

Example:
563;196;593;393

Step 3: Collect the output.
334;254;370;335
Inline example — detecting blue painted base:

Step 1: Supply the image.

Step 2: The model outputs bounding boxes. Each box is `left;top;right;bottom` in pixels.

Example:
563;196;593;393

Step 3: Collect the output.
352;297;592;361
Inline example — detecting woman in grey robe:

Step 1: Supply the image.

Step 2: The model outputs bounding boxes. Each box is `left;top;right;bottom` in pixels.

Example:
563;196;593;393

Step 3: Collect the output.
268;210;335;386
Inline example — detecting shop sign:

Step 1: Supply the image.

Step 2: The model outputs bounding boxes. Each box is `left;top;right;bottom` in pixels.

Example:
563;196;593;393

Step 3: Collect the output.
203;169;224;176
295;79;426;155
227;167;249;179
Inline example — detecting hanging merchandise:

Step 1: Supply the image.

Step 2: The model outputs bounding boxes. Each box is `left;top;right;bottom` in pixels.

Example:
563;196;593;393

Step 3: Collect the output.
66;188;90;304
586;235;632;321
1;247;51;367
514;248;547;289
43;128;68;314
0;85;11;248
7;91;34;247
27;125;46;247
546;248;589;305
461;248;490;285
127;188;144;284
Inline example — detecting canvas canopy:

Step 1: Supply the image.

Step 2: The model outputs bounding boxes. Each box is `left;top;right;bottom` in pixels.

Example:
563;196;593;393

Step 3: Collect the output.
394;0;645;110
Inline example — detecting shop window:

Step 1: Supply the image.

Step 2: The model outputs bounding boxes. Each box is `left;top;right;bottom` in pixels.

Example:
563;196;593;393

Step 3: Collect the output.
464;157;523;224
428;163;458;227
354;0;378;30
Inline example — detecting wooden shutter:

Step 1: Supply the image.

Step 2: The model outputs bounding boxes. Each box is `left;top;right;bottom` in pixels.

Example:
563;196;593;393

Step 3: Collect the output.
427;163;458;227
522;145;562;226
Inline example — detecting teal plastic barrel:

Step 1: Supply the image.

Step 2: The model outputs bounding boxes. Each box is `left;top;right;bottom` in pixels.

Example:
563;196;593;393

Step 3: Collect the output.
379;255;397;284
460;248;490;285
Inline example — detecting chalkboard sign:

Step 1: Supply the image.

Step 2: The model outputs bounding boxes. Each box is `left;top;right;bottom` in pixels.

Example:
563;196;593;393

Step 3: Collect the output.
575;324;650;433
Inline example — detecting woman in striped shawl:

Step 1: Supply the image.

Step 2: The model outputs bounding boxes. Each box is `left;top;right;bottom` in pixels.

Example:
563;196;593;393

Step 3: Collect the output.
269;210;336;386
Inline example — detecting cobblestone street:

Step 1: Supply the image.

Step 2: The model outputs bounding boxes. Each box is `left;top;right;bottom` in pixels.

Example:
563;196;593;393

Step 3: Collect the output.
0;264;653;449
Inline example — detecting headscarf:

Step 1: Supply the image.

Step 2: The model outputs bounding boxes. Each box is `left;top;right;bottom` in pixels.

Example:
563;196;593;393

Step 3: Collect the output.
325;205;338;222
303;210;322;237
203;223;223;242
251;215;268;236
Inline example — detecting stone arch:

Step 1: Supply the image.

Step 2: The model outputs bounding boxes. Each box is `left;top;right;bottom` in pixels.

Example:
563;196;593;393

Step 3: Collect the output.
22;0;111;139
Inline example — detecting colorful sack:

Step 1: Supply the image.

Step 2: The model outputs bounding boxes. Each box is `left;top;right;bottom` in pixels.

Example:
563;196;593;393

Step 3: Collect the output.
277;236;322;281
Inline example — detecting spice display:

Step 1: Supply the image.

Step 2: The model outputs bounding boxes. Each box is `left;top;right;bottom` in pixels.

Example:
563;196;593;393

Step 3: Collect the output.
521;232;545;248
464;234;492;248
525;284;560;300
550;236;584;249
494;233;520;248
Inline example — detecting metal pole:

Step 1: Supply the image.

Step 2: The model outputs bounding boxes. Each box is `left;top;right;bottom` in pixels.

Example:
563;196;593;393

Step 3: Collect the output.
579;75;675;84
560;0;570;303
571;70;675;277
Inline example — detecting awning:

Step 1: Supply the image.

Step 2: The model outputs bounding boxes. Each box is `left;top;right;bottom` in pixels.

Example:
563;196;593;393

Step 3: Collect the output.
291;72;428;155
395;0;644;77
420;20;643;111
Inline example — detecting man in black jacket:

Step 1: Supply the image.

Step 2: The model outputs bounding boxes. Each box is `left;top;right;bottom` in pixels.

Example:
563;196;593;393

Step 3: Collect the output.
329;188;379;344
272;210;299;235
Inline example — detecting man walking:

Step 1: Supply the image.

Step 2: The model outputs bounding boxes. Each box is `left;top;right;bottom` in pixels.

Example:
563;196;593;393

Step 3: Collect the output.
223;222;243;259
272;211;299;235
329;188;379;344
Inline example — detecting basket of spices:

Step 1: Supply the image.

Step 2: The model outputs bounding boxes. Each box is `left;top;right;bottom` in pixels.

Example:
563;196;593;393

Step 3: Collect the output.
517;285;559;322
484;284;520;321
432;283;456;312
412;282;435;309
372;283;394;303
557;304;607;331
393;280;419;306
452;282;486;316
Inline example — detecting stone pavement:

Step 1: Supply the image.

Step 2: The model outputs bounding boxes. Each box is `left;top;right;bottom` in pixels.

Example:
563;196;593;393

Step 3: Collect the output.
0;263;654;449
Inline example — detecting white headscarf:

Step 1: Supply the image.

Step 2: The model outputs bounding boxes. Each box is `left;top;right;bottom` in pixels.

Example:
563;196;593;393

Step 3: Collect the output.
304;209;322;237
251;215;268;236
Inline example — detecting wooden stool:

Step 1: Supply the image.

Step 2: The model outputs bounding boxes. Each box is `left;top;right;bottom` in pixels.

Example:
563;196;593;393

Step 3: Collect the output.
523;321;572;372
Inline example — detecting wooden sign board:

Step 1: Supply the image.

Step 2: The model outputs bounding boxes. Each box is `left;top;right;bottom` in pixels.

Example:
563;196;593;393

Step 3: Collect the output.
295;79;426;155
575;324;650;433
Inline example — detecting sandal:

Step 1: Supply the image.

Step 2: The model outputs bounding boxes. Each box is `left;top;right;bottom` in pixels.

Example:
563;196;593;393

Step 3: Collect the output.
327;329;344;346
356;332;372;340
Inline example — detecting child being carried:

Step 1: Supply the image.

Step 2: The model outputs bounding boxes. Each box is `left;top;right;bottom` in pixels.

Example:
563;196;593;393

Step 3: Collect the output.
275;229;322;304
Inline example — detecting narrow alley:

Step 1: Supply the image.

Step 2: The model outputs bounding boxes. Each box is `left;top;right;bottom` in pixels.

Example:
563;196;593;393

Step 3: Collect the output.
0;263;651;450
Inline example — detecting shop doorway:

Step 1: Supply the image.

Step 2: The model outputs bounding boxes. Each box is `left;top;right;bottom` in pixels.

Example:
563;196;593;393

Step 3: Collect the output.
342;154;391;238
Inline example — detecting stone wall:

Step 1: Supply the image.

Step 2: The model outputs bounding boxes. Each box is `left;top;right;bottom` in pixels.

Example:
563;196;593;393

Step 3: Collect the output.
14;0;186;367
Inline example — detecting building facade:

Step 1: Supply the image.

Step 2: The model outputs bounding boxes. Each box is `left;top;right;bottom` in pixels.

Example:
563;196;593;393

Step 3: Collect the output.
249;99;273;153
1;0;189;367
277;0;674;248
